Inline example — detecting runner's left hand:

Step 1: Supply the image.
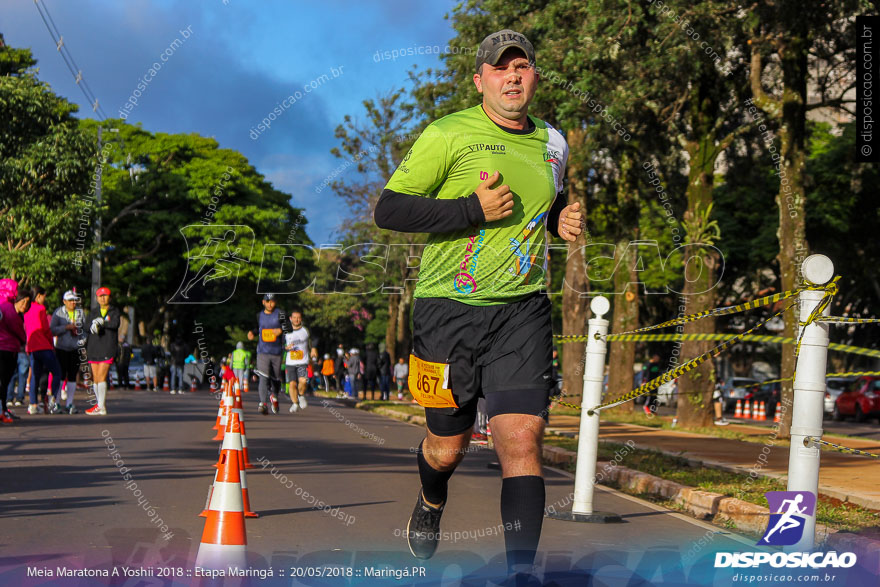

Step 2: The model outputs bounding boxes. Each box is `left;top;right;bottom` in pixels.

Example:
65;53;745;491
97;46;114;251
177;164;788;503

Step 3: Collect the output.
557;202;583;242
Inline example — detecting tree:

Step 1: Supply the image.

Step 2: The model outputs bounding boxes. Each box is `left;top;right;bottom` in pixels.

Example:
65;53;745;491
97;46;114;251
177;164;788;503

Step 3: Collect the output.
0;34;94;286
747;0;871;436
78;118;314;356
328;89;420;361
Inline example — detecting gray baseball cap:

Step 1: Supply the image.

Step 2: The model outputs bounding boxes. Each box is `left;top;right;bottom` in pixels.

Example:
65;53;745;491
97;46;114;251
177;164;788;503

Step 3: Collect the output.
475;29;536;73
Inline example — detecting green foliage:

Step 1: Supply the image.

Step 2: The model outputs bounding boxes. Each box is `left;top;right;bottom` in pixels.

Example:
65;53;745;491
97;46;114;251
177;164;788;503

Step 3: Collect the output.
0;35;95;285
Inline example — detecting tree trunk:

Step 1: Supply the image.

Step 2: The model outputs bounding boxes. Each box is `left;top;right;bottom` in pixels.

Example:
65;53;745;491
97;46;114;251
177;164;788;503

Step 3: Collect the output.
386;291;399;362
561;129;588;402
675;141;719;429
605;240;639;415
775;35;810;439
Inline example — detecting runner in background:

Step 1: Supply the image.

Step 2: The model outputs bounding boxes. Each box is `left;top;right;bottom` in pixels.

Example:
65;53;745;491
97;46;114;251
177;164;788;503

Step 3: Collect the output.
378;345;392;401
0;280;29;423
86;287;120;415
141;338;158;391
49;290;86;413
334;345;346;393
232;341;250;385
283;310;310;413
393;355;409;401
247;293;287;415
25;286;63;414
321;353;335;394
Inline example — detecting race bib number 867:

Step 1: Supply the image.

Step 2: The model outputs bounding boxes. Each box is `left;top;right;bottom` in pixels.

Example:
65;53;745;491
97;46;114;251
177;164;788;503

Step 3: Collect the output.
408;355;457;409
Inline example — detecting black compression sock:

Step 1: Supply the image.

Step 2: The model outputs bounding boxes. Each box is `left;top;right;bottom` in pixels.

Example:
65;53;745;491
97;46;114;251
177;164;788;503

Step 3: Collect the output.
416;440;455;506
501;475;545;571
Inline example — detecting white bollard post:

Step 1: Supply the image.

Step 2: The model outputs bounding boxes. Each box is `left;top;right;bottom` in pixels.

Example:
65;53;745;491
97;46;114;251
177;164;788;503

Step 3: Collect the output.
785;254;834;551
548;296;621;523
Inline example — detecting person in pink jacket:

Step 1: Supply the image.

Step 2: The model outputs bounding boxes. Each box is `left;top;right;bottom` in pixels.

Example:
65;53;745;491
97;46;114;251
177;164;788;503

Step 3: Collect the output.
24;286;63;414
0;279;30;423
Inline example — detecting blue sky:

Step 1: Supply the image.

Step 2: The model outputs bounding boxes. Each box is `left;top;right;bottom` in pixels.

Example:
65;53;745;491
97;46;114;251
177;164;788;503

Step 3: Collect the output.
3;0;459;244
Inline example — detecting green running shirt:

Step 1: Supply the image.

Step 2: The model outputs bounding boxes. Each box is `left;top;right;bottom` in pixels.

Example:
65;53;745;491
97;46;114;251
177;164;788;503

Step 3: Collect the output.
385;105;568;306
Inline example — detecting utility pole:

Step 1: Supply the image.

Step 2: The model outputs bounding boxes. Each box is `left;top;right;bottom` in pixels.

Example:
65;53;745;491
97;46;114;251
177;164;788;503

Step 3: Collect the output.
90;126;103;317
90;126;118;316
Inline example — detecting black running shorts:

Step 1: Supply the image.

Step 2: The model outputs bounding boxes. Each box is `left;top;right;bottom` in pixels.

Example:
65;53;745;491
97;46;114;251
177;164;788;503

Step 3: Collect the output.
55;348;81;382
411;293;554;436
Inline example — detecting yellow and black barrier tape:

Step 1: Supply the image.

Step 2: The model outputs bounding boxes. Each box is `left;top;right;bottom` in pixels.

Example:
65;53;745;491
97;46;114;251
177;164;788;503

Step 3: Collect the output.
826;371;880;378
805;437;880;460
818;316;880;324
553;278;840;343
585;302;796;414
553;333;880;359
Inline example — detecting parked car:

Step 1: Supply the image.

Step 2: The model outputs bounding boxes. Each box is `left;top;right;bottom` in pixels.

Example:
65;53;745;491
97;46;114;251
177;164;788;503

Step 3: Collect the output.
824;377;857;417
833;376;880;423
720;376;760;411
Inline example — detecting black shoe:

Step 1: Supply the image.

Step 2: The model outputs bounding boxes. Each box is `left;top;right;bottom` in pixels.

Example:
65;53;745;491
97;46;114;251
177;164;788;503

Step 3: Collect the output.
406;490;444;560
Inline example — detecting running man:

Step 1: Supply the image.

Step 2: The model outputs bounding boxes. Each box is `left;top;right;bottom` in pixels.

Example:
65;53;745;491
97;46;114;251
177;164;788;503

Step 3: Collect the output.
49;290;87;413
283;309;310;413
231;341;251;385
247;293;287;414
374;29;582;575
763;494;807;543
86;287;120;415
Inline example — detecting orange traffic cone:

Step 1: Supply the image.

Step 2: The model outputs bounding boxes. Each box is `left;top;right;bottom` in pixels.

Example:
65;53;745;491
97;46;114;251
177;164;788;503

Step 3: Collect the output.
191;378;197;393
163;377;170;392
773;402;782;423
195;421;247;570
243;378;249;393
758;401;766;421
134;375;141;391
743;401;751;419
201;411;257;518
734;400;743;419
212;386;232;442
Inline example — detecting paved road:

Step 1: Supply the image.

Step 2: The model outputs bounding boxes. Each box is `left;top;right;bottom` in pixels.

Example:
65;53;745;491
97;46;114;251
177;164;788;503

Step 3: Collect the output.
0;390;873;586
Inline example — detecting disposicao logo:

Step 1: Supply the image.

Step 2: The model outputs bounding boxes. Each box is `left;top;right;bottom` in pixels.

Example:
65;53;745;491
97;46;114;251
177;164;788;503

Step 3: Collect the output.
714;491;857;569
760;490;816;546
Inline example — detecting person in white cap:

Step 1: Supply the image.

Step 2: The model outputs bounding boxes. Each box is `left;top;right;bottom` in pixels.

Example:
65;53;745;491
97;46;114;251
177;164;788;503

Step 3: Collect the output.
49;290;87;414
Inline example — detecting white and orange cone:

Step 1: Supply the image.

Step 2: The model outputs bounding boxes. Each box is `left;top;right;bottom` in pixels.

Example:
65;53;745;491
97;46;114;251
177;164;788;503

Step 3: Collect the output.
734;400;743;419
773;402;782;423
201;410;257;518
758;401;767;421
195;421;247;570
743;401;751;419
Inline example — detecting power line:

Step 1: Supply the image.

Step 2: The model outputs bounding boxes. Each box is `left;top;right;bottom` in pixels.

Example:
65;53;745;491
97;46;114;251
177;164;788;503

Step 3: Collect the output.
33;0;108;119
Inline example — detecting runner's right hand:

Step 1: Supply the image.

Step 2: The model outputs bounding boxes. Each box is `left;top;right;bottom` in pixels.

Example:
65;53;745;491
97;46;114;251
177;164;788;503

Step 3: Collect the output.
475;171;513;222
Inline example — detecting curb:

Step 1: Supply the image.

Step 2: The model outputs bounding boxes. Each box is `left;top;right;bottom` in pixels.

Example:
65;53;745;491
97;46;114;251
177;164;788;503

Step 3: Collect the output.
548;427;880;511
542;443;880;574
362;405;426;427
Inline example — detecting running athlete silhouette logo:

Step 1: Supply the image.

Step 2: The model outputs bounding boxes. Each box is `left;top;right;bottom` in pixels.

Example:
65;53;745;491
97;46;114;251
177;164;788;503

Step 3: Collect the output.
759;491;816;546
508;211;547;279
168;225;255;304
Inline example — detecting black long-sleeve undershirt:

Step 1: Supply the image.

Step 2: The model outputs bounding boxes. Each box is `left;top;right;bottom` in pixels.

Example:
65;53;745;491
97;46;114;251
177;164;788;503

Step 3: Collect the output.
546;193;567;239
375;187;570;237
374;189;485;233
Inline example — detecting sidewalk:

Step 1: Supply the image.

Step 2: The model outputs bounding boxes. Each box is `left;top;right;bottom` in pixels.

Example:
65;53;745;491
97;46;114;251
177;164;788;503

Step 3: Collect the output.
547;414;880;511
